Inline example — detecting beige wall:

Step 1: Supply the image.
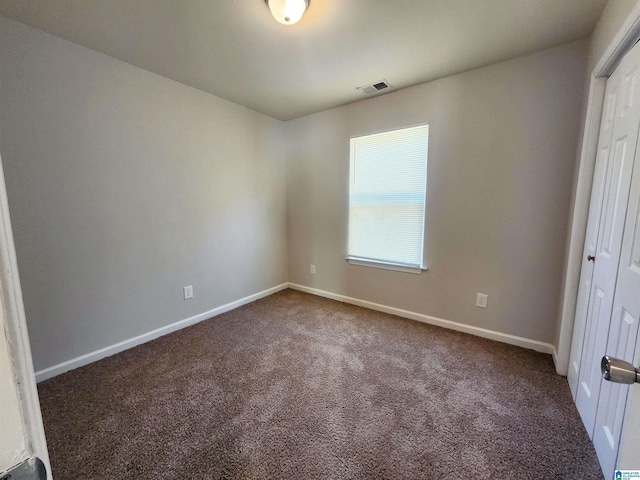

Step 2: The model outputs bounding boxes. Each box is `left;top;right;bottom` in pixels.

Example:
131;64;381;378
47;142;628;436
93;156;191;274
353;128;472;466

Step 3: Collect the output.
285;40;588;344
0;17;288;371
0;14;591;372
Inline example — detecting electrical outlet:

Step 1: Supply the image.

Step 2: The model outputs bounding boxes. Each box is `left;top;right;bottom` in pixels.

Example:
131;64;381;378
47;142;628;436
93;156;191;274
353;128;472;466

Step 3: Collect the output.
183;285;193;300
476;293;488;308
310;264;316;274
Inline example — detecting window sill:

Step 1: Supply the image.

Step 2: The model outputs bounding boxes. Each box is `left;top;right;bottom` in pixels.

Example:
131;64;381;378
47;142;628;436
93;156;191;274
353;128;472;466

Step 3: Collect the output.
345;257;427;274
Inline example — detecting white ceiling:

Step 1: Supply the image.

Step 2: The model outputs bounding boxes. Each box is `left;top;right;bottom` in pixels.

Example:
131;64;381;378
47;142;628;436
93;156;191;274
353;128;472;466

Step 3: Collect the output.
0;0;607;120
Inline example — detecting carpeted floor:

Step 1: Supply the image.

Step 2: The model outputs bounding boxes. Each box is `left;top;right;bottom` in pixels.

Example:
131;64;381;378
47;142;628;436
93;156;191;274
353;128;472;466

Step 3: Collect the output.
38;289;603;479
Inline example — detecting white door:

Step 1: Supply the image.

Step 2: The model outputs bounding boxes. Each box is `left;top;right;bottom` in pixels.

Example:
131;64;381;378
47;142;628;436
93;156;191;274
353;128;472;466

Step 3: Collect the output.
568;60;620;399
0;154;50;478
0;302;29;470
593;113;640;476
575;39;640;437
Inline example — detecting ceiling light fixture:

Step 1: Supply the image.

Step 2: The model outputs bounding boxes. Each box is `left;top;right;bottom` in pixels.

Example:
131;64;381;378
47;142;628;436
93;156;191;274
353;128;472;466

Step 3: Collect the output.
265;0;310;25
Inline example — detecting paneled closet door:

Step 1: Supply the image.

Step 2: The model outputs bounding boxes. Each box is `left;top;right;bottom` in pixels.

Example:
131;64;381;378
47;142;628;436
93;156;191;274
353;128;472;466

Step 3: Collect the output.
592;98;640;477
575;39;640;438
568;65;620;399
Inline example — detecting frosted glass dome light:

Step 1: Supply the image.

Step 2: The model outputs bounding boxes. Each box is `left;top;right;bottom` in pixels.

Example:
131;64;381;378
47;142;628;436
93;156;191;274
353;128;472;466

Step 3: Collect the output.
265;0;310;25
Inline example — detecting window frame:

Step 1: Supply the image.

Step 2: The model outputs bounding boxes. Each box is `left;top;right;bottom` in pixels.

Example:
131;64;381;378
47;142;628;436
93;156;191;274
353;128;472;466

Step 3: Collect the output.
345;123;429;275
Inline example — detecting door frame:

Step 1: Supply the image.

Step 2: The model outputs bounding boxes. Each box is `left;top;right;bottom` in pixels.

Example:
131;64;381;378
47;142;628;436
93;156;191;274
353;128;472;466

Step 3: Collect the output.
556;2;640;376
0;154;51;476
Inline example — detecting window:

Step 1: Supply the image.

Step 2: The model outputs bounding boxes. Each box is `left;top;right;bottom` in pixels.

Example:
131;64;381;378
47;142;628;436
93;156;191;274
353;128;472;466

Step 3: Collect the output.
347;124;428;274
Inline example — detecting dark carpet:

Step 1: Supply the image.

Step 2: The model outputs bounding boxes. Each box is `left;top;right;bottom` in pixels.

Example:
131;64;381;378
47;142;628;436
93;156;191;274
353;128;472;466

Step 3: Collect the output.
38;289;602;479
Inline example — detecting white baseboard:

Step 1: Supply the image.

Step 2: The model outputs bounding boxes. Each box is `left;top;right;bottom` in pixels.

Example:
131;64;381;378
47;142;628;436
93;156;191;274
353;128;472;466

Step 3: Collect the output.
551;346;563;375
288;283;555;356
35;283;289;382
36;281;556;382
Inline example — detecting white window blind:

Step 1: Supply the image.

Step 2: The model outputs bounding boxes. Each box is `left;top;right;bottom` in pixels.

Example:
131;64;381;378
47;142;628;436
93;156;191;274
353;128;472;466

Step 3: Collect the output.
347;124;428;272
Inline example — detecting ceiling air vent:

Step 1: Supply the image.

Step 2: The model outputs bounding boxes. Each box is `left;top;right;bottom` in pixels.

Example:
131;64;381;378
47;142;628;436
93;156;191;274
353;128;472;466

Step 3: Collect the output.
358;80;392;95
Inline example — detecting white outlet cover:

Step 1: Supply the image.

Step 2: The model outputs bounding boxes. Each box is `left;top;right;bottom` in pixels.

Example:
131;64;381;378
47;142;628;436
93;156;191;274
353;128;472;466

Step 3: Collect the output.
476;293;488;308
184;285;193;300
